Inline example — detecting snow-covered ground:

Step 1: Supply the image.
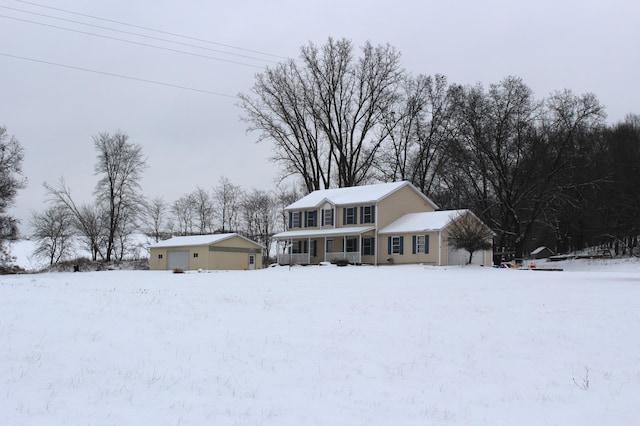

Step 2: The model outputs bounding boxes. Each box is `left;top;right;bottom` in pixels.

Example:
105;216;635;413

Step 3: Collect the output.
1;256;639;425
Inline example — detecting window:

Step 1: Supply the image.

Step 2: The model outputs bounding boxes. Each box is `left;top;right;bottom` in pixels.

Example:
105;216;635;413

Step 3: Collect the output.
361;205;375;224
362;238;375;256
343;207;357;225
306;211;317;227
322;209;334;226
326;239;334;253
388;236;404;255
413;235;429;254
158;254;163;259
290;211;301;228
193;252;199;258
346;238;357;252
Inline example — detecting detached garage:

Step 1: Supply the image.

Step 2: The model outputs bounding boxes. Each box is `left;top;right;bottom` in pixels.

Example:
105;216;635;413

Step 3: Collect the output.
149;233;263;271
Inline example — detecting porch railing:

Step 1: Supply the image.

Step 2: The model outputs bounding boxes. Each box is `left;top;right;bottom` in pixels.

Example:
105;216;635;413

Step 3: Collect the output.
326;251;361;264
277;253;311;265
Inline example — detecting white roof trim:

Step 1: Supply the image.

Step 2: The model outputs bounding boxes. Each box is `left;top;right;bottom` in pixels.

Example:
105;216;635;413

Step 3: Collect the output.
273;226;375;240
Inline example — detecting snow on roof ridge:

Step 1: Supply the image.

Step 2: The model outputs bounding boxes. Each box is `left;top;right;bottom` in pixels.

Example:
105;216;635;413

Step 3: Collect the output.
150;233;240;248
286;181;437;210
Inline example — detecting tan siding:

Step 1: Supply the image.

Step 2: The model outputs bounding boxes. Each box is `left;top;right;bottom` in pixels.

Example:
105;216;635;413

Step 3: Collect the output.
150;236;263;271
376;233;439;265
376;185;435;229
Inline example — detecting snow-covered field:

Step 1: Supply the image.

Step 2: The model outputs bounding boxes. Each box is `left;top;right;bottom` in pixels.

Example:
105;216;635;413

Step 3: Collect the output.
1;255;639;425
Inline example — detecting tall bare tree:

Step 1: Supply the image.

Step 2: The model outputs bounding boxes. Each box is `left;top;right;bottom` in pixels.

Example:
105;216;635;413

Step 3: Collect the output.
213;176;242;232
190;187;214;234
93;131;147;261
241;189;276;260
171;194;196;236
239;38;403;192
142;197;169;242
375;74;456;196
0;126;26;250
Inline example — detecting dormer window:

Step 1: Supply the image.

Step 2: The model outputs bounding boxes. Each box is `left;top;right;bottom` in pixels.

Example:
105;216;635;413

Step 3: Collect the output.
322;208;334;226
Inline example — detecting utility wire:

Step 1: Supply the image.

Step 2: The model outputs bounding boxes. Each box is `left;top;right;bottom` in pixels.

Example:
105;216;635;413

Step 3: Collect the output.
0;15;267;69
14;0;289;60
0;52;238;98
0;5;279;64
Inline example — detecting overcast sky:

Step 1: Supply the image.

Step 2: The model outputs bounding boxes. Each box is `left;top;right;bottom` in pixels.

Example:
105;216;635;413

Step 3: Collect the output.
1;0;638;233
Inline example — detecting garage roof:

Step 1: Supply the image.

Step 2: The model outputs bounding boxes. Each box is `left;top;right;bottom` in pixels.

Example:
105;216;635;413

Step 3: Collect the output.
378;210;467;234
150;233;262;248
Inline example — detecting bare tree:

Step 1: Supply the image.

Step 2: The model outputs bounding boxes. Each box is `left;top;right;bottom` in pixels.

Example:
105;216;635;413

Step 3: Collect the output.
0;126;27;250
93;131;147;261
241;189;276;260
447;211;493;264
375;74;456;196
171;194;196;235
30;205;73;265
213;176;242;232
191;187;214;234
142;197;169;242
44;178;106;261
239;38;403;192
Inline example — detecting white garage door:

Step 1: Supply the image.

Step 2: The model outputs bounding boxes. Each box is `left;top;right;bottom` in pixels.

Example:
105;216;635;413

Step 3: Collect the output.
167;250;189;270
447;248;484;266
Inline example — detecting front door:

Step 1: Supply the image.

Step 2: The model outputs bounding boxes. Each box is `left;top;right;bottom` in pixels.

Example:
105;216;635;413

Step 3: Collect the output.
248;254;256;270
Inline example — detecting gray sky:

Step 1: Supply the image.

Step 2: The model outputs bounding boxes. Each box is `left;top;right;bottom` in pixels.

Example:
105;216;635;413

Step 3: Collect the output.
1;0;638;233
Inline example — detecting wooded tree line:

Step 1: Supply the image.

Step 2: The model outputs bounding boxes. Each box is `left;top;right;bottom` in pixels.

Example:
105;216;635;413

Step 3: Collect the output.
240;37;640;261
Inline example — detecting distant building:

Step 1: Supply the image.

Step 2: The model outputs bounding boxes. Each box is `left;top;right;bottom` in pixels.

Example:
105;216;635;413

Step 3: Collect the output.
530;246;555;259
149;233;263;271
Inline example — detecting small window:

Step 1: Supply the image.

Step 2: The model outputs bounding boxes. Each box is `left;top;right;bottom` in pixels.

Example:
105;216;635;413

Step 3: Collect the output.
158;254;163;259
362;205;375;223
362;238;375;256
322;209;333;226
291;212;301;228
193;252;199;258
344;207;357;225
306;211;317;227
392;236;401;254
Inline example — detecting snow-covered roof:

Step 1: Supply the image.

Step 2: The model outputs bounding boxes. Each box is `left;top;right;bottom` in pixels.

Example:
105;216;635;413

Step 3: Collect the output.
378;210;468;234
273;226;376;240
286;181;438;210
531;246;554;255
150;233;260;249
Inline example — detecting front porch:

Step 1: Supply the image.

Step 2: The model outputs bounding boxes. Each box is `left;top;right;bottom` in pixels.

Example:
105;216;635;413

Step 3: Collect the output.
273;226;375;266
277;250;362;265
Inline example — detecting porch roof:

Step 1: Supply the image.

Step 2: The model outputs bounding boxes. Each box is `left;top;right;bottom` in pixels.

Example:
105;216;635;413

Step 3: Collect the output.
273;226;375;240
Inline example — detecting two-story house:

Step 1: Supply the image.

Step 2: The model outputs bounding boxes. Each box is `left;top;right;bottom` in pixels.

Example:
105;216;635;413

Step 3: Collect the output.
273;181;493;266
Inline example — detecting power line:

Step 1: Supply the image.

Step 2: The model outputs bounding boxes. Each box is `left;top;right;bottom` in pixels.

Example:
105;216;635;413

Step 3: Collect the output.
0;15;267;69
14;0;289;61
0;5;279;65
0;52;238;98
